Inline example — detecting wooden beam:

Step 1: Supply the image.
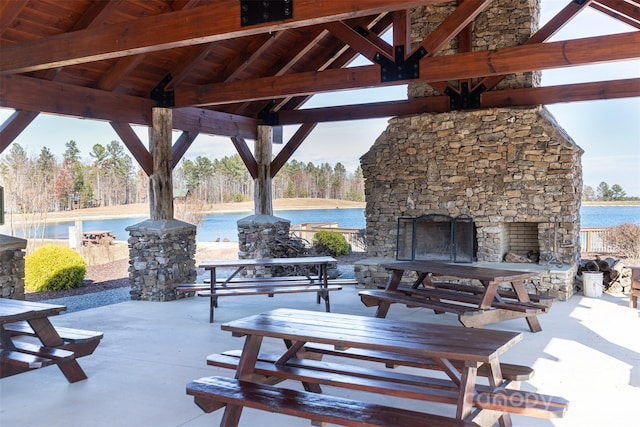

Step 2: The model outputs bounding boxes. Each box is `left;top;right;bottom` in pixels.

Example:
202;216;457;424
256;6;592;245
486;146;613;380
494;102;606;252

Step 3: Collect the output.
0;110;38;154
0;75;258;139
270;123;318;177
0;0;444;74
411;0;491;57
591;0;640;29
481;78;640;108
176;31;640;106
110;122;153;177
325;21;391;63
0;0;28;36
231;137;259;180
172;131;199;169
277;78;640;124
475;0;594;92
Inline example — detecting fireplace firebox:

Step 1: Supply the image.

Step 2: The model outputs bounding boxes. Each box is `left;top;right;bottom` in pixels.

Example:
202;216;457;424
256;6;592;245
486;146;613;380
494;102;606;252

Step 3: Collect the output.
396;214;475;263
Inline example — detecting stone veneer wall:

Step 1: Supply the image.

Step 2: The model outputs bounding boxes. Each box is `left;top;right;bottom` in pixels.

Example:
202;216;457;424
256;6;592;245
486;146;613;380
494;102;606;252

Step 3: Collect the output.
237;214;338;277
127;219;196;301
356;1;583;300
0;235;27;299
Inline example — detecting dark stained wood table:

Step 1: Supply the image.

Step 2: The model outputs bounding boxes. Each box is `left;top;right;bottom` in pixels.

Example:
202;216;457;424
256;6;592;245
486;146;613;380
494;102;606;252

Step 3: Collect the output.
198;256;339;323
0;299;97;383
360;261;550;332
198;308;533;426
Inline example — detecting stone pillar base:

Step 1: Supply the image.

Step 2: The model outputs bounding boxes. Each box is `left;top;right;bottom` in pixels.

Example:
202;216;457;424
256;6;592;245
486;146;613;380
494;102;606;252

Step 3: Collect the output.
0;234;27;299
127;219;196;301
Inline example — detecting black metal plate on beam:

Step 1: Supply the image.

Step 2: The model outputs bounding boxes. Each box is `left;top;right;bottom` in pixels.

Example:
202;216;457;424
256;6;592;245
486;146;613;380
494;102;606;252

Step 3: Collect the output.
258;100;279;125
241;0;293;27
444;82;486;110
374;46;427;83
150;73;175;107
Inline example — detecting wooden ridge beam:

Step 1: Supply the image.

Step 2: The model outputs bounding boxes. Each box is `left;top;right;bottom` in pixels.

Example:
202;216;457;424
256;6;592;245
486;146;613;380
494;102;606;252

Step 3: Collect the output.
0;0;443;74
176;32;640;107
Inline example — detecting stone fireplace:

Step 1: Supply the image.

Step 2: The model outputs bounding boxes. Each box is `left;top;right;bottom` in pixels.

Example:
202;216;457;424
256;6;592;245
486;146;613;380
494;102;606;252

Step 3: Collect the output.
354;1;581;300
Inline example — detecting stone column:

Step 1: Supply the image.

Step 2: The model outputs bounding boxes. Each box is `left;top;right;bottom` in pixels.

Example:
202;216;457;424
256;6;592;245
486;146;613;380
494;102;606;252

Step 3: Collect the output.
0;234;27;299
127;108;196;301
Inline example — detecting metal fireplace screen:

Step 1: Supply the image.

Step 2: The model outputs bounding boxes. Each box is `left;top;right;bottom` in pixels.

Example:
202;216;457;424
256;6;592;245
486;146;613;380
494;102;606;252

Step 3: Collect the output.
396;214;474;263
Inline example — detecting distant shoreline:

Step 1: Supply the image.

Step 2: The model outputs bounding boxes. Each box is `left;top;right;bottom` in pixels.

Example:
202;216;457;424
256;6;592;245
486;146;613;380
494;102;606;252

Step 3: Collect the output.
581;201;640;206
1;198;366;225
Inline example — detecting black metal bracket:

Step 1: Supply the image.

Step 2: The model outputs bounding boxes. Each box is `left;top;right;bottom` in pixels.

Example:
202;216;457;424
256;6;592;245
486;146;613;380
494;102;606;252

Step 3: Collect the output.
150;74;175;107
444;82;486;110
374;45;427;83
258;100;279;125
241;0;293;27
573;0;588;5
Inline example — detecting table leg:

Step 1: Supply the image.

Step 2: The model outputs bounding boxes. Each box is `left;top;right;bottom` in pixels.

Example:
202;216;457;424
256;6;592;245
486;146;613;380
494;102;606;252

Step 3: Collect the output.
220;334;264;427
209;268;217;323
487;359;513;427
456;362;479;420
375;269;404;318
511;281;542;333
28;318;88;383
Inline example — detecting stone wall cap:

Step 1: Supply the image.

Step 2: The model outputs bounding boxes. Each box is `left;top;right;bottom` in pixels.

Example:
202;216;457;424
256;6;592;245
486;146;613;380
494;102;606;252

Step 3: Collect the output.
354;257;396;266
126;219;196;233
238;214;290;225
0;233;27;250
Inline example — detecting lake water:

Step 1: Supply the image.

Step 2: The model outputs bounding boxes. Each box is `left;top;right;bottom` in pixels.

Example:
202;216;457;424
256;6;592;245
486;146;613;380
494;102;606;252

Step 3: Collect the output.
1;205;638;242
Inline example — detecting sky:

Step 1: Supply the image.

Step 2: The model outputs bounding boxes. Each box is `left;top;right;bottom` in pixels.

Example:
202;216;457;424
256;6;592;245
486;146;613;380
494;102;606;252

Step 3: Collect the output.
1;1;639;196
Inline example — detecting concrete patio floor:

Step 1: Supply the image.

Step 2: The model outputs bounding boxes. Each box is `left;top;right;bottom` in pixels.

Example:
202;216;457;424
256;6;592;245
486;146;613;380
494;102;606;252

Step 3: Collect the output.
1;286;638;427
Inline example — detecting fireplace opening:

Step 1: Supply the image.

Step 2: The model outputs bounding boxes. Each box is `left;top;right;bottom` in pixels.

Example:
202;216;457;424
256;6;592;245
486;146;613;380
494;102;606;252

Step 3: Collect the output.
396;214;475;263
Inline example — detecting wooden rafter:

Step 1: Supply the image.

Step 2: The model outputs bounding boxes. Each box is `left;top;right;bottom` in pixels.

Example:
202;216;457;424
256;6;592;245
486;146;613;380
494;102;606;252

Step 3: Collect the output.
174;31;639;107
0;0;442;75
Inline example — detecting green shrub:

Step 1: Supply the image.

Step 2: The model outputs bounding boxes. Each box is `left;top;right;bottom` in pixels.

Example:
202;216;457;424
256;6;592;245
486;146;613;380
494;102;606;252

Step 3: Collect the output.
25;245;87;292
312;230;350;257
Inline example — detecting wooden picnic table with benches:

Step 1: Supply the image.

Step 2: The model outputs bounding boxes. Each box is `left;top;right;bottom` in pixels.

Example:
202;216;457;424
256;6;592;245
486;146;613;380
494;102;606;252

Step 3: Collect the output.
359;261;554;333
177;256;354;323
0;298;103;383
82;230;116;245
187;308;568;426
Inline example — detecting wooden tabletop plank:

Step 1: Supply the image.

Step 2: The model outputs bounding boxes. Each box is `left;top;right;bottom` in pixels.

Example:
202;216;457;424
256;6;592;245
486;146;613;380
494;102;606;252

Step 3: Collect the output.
380;261;537;281
222;309;522;363
0;299;66;324
199;256;336;269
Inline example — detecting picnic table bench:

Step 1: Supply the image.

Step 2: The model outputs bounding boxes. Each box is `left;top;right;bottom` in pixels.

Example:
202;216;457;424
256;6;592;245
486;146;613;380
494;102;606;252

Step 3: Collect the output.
0;299;103;382
359;261;553;332
187;308;568;426
82;230;116;245
629;266;640;308
176;257;348;322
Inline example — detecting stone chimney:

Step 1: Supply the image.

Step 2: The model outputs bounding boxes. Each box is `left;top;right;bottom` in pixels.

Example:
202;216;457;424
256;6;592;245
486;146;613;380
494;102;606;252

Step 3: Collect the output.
357;0;581;300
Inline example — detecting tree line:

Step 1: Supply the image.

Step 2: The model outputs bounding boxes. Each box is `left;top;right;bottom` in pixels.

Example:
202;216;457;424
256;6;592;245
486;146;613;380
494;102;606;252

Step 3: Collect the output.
582;182;638;201
0;140;365;216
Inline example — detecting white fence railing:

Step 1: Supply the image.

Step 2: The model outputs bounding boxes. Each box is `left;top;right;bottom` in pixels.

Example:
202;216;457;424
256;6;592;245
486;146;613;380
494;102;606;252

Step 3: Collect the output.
290;222;366;252
580;227;616;253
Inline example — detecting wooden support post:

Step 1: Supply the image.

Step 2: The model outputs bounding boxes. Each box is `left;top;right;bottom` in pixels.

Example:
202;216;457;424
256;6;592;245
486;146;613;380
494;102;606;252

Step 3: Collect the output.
254;125;273;216
149;108;174;221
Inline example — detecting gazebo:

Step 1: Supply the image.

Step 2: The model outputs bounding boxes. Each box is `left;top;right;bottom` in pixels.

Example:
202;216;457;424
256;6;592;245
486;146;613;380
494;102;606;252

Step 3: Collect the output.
1;0;638;300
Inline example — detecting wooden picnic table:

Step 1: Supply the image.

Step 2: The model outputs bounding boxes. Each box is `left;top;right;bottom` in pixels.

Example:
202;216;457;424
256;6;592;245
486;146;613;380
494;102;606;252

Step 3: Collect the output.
191;256;342;323
0;299;103;382
82;230;116;245
187;308;568;426
359;260;553;332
